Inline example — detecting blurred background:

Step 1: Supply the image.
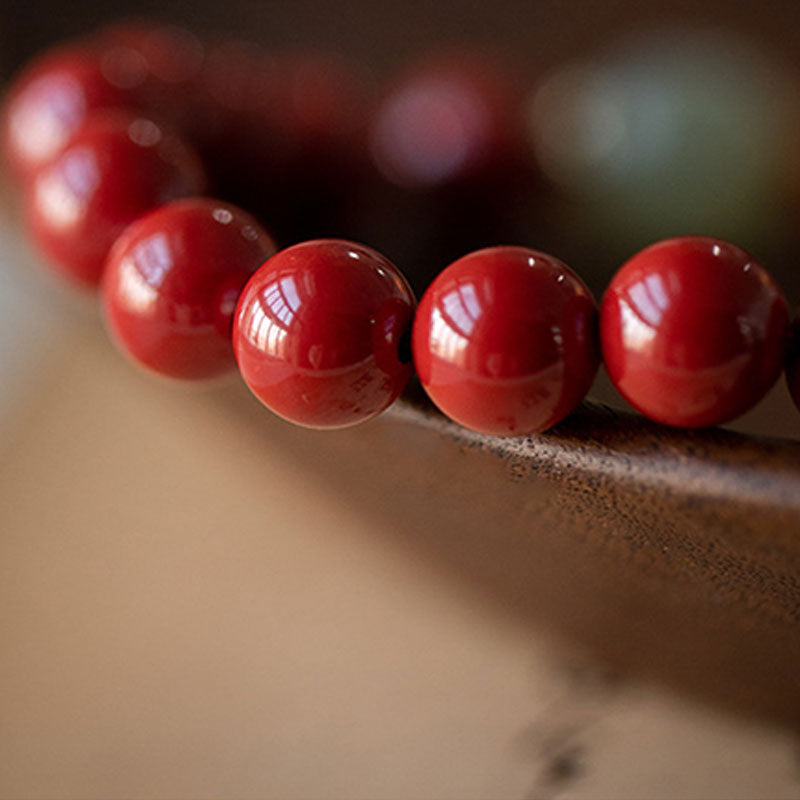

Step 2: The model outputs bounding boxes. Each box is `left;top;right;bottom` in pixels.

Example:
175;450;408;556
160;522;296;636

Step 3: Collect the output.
4;0;800;293
2;1;800;799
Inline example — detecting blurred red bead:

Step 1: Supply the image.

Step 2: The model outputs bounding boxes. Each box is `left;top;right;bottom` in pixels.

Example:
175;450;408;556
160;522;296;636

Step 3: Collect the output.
269;51;368;154
600;236;789;428
370;52;527;190
103;198;277;379
196;42;371;241
2;43;139;180
258;51;373;240
234;239;415;428
196;43;366;163
193;39;277;170
785;313;800;414
96;20;205;87
366;52;538;279
412;246;599;436
25;111;206;287
93;20;207;137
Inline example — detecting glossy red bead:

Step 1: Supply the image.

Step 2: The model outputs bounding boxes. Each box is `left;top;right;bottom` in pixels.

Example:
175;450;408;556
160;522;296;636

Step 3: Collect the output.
2;43;139;180
784;312;800;414
233;240;416;429
25;112;206;286
103;198;277;379
412;246;599;436
600;236;789;428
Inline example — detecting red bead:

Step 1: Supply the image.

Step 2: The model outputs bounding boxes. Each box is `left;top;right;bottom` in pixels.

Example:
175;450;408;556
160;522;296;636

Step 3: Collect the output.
233;239;415;429
103;198;277;379
600;236;789;428
24;111;206;287
93;21;207;138
785;312;800;414
96;20;205;88
370;52;526;190
2;43;139;180
269;51;368;152
412;246;599;436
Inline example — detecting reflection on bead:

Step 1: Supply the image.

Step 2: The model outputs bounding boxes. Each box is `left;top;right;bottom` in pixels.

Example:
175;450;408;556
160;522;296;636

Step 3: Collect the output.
413;246;599;436
600;236;789;427
233;239;415;429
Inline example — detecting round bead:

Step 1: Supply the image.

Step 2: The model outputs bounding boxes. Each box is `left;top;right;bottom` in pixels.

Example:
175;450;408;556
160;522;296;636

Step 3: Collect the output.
369;52;525;190
233;239;415;429
412;246;599;436
600;236;789;428
93;21;207;138
96;20;206;89
2;43;138;180
103;198;277;379
25;112;206;286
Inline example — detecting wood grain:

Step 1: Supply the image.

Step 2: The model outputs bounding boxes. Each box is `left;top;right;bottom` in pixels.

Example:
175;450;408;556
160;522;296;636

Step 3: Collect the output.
217;382;800;723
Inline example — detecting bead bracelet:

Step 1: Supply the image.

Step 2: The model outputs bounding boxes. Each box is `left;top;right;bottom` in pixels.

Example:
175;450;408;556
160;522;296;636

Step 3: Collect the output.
22;186;800;436
4;25;799;437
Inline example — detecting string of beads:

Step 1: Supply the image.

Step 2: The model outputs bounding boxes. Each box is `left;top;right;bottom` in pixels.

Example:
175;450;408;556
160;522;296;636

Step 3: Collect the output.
5;22;800;435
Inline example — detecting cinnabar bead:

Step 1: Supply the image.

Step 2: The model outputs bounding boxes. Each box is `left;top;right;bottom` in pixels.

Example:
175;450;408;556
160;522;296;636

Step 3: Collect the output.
25;112;206;287
2;43;139;180
412;246;599;436
233;240;416;429
600;236;789;428
103;198;277;379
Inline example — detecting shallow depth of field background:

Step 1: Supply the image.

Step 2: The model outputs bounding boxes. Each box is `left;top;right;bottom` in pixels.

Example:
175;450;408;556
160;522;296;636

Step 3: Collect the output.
2;2;800;800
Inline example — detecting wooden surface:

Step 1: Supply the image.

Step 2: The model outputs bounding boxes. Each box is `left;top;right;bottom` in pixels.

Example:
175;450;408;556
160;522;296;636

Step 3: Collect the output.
2;186;800;797
1;315;800;799
392;387;800;720
3;2;800;793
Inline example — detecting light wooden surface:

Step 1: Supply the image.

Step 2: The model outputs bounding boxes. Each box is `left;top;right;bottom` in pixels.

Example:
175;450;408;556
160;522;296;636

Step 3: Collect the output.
1;289;799;798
